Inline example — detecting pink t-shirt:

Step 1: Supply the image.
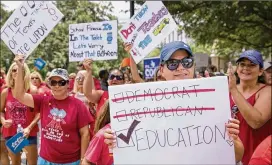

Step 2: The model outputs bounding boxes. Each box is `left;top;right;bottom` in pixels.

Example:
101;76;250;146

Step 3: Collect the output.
33;95;92;163
85;124;113;165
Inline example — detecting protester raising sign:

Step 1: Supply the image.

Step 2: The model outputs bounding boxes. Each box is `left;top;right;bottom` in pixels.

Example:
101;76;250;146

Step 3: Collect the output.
0;1;63;58
143;57;160;80
109;76;235;164
69;20;118;62
119;1;178;64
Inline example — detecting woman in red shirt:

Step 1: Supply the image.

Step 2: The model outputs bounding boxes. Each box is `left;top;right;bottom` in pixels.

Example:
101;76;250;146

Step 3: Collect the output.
83;100;113;165
0;62;39;165
83;59;125;114
228;50;271;165
13;55;92;165
30;71;51;96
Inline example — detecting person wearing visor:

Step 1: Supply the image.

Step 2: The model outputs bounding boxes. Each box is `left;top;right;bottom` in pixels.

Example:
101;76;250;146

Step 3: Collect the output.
83;59;125;114
13;55;92;165
228;50;271;165
104;41;244;163
263;61;272;85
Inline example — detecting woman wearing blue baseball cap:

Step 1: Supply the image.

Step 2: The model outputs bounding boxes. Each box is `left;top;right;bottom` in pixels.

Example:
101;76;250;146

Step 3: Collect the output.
228;50;271;165
103;41;244;163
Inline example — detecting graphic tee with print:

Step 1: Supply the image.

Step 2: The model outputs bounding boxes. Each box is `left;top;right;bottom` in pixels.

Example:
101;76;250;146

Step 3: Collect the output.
33;95;92;163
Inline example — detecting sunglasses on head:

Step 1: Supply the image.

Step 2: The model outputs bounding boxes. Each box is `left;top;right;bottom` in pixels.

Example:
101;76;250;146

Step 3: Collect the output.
12;69;17;73
49;80;68;86
163;57;194;71
109;74;123;80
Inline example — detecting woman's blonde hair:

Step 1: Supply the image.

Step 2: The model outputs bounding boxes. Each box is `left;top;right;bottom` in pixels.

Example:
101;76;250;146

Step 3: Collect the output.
30;71;44;83
5;62;31;91
73;70;89;93
94;100;110;134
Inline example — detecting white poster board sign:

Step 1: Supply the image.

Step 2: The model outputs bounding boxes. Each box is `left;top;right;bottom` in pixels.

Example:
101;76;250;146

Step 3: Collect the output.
69;20;118;62
118;1;178;64
109;76;235;164
0;1;64;58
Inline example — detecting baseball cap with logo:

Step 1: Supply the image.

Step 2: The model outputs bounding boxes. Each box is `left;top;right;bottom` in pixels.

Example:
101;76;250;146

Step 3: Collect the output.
48;68;69;81
236;50;264;68
160;41;193;63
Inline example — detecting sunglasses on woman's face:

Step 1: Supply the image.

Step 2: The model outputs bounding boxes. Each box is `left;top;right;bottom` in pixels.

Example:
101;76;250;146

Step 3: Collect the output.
12;69;18;73
76;77;84;82
164;57;194;71
49;80;68;86
109;74;123;80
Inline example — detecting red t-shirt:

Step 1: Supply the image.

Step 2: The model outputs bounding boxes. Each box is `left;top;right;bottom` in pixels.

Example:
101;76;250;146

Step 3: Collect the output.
93;77;101;90
38;83;51;96
96;91;109;114
230;86;272;165
2;88;38;138
249;135;271;165
33;95;92;163
85;124;113;165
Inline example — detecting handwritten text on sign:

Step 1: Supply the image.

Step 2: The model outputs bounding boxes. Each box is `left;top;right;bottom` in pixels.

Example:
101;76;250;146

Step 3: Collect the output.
69;20;118;62
0;1;64;58
109;77;235;164
118;1;178;64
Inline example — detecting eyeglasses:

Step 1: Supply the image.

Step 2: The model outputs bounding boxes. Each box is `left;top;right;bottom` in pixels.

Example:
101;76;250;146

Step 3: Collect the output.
76;77;84;82
163;57;194;71
109;74;123;80
231;105;239;119
12;69;18;73
49;80;68;86
31;77;39;80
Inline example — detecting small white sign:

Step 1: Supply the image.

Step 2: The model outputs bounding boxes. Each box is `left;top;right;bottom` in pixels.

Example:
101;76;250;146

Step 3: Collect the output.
69;20;118;62
109;76;235;164
0;1;64;58
119;1;178;64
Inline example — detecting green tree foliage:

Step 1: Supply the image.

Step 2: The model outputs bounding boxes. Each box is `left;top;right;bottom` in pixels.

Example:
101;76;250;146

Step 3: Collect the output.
1;1;129;77
136;1;271;58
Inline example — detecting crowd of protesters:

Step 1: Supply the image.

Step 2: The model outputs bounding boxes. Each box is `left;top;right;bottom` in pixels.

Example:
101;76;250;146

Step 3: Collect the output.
0;41;271;165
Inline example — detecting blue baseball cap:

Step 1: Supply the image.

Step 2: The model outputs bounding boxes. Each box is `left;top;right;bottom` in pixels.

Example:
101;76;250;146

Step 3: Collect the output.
160;41;193;63
236;50;264;68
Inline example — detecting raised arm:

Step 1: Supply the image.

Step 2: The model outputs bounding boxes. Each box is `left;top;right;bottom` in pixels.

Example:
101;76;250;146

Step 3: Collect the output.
13;55;34;108
83;59;104;104
228;63;271;129
123;43;144;83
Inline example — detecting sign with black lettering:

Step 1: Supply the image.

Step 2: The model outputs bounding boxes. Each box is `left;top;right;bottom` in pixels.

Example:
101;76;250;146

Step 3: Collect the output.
109;76;235;164
69;20;118;62
0;1;63;58
118;1;178;64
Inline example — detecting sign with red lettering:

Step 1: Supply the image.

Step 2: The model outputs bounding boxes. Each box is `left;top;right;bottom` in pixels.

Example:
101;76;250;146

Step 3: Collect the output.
109;76;235;164
118;1;178;64
0;1;63;58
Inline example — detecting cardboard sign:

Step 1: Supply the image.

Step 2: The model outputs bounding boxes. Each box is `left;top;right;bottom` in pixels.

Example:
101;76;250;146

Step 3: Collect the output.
119;1;178;64
0;1;64;58
34;58;46;70
69;20;118;62
5;132;29;154
143;57;160;80
109;76;235;164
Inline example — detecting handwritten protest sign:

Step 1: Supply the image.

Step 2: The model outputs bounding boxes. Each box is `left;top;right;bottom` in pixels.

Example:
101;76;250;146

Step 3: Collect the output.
119;1;178;64
0;1;64;58
143;57;160;80
6;132;29;154
109;76;235;164
69;20;118;62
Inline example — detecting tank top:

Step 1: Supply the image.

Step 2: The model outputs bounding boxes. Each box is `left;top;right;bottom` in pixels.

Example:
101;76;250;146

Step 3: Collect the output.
2;88;39;138
97;91;109;115
230;85;272;165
